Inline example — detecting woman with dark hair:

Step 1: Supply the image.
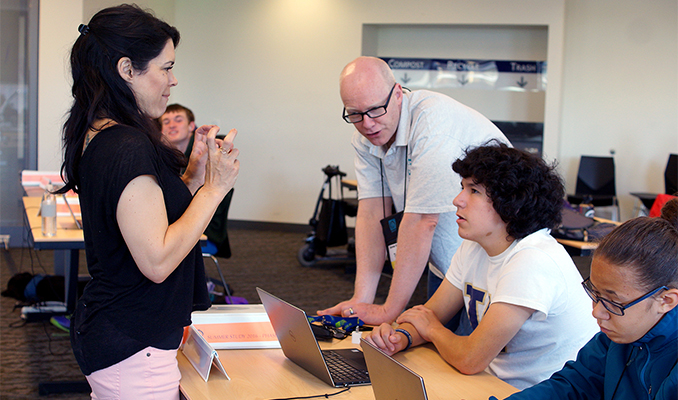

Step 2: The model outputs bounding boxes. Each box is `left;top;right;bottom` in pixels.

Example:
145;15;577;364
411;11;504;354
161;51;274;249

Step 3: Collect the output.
59;5;239;398
366;143;598;389
493;198;678;400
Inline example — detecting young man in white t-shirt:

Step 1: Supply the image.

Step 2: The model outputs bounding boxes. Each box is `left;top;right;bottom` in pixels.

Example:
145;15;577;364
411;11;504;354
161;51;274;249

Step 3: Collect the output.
365;142;598;389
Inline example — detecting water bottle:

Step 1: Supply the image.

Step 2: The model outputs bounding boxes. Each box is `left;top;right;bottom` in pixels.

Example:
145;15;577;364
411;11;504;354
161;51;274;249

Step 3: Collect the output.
41;184;57;237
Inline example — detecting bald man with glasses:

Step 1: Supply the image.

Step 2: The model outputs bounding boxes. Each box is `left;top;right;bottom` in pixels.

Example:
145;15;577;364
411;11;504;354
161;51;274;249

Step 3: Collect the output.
318;57;509;326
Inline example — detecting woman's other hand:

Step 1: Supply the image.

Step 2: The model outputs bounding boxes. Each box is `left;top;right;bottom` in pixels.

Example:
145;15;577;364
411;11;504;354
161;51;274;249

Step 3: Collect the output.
202;125;239;198
181;127;208;194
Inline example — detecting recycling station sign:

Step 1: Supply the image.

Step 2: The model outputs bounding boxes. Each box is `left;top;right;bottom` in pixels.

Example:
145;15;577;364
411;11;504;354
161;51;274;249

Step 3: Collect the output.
383;57;546;92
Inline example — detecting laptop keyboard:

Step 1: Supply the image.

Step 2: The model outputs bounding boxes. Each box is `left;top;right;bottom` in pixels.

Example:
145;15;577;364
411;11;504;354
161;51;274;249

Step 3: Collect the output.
323;350;370;384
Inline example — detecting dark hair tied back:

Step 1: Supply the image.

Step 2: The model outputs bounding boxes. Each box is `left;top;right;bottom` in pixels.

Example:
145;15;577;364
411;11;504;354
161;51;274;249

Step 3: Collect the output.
595;198;678;290
78;24;89;36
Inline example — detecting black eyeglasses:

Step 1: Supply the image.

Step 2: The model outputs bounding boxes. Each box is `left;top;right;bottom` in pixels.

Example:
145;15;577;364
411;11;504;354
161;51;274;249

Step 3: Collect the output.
581;277;668;316
342;83;397;124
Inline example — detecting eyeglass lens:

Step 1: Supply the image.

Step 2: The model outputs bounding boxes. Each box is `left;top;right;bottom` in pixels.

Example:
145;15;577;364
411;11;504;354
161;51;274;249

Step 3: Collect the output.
343;83;396;123
345;107;386;123
582;278;668;316
582;279;624;315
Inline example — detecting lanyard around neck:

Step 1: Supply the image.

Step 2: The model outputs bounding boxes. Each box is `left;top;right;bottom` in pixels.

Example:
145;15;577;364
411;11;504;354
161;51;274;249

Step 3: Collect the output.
380;145;408;219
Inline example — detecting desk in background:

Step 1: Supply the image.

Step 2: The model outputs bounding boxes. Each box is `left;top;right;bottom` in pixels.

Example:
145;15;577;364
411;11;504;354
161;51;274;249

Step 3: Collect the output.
555;216;620;257
178;333;517;400
630;192;658;216
555;238;598;257
341;179;357;191
23;196;84;314
23;196;90;394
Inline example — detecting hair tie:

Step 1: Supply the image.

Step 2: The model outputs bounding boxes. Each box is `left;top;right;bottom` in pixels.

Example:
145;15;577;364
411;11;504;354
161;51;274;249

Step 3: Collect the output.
78;24;90;36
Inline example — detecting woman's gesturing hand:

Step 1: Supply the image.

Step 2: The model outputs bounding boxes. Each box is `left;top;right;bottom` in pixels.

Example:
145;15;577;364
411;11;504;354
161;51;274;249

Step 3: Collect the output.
201;125;239;197
181;126;208;194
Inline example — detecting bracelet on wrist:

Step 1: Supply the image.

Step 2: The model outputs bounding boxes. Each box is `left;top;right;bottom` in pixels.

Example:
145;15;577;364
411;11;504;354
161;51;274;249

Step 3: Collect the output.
395;328;412;351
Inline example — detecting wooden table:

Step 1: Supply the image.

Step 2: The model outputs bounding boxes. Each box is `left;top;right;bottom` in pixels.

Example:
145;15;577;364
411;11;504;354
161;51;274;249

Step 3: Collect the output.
178;333;517;400
555;238;598;256
341;179;357;191
23;196;85;313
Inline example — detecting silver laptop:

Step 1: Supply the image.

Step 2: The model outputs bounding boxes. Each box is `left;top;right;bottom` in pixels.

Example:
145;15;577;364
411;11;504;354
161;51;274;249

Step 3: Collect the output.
361;337;428;400
61;194;82;229
256;287;370;387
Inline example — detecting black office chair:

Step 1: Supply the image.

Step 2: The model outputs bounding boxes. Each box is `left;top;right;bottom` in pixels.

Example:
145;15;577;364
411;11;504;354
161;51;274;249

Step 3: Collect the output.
567;155;619;221
631;153;678;216
665;153;677;195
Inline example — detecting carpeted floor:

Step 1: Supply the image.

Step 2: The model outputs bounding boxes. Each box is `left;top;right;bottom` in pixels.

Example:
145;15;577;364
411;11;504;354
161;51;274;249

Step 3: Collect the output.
0;227;427;399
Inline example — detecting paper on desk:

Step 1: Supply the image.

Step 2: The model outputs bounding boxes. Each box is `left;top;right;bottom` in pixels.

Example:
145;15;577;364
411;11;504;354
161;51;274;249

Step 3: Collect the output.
191;304;279;349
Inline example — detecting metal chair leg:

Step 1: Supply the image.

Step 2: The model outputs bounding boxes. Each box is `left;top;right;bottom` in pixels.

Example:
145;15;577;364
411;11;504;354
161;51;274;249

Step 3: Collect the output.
203;253;233;304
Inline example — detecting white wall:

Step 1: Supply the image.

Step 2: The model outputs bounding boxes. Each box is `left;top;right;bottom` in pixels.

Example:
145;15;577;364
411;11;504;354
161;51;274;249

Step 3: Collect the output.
561;0;678;220
37;0;82;170
83;0;174;22
37;0;171;172
171;0;565;224
37;0;677;224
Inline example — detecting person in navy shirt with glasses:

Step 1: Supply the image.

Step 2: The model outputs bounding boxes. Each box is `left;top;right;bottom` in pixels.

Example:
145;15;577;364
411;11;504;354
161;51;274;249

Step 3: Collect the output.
491;198;678;400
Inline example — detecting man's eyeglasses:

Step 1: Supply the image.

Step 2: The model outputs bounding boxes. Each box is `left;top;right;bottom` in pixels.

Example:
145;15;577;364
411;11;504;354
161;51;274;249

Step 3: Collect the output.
581;277;668;316
342;83;397;124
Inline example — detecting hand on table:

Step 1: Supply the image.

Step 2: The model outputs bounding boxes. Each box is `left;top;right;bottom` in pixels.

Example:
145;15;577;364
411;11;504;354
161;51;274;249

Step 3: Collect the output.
317;301;394;325
317;299;357;318
363;323;408;356
396;305;443;343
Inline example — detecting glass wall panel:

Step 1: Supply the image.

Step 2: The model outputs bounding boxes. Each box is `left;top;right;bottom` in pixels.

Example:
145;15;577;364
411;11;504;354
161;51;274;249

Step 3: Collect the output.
1;0;39;247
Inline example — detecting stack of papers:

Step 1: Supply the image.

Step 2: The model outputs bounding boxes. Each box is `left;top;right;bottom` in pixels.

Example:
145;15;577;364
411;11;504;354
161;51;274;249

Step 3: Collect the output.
191;304;279;349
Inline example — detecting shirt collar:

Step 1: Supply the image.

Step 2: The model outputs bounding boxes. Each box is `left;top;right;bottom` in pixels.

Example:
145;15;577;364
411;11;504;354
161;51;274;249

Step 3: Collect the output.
635;304;678;350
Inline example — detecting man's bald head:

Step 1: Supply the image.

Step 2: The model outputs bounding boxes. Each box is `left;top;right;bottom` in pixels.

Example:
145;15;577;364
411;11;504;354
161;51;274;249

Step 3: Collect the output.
339;57;402;148
340;56;395;98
